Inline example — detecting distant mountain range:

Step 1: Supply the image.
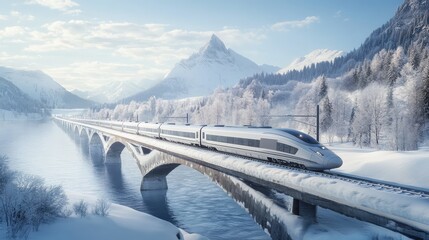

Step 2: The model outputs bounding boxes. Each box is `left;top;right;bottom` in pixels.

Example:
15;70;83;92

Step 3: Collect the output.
0;66;93;112
277;49;344;74
71;78;159;103
123;34;280;102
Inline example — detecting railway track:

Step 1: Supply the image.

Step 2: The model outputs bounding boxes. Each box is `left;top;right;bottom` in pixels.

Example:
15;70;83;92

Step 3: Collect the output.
203;147;429;200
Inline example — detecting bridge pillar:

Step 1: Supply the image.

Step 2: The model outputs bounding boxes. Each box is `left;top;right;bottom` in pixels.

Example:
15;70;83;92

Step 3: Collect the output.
291;198;317;222
141;164;179;191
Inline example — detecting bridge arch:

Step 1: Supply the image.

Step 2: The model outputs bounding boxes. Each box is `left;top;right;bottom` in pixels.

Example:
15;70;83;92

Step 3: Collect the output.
105;137;146;164
89;132;105;165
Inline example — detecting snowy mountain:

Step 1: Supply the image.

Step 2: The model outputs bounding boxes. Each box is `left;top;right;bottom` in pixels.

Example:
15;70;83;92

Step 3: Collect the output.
0;66;93;108
278;0;429;82
124;34;279;102
72;79;159;103
0;77;42;113
278;49;344;74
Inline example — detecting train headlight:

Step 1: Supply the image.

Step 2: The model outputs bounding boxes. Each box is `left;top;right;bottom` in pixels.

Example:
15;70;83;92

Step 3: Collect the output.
316;151;324;157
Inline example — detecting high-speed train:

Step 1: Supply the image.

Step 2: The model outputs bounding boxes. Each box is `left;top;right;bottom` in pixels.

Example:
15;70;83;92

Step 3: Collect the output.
76;119;343;170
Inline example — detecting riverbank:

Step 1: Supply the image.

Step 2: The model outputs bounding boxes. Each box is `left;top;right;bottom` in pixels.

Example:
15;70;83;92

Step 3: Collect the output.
26;192;208;240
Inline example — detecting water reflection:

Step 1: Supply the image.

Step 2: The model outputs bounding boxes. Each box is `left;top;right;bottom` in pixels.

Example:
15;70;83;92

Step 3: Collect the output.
141;190;178;225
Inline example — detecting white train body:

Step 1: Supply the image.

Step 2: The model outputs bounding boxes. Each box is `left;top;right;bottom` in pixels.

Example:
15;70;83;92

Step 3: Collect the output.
137;122;161;138
71;118;342;170
202;126;341;170
160;123;202;146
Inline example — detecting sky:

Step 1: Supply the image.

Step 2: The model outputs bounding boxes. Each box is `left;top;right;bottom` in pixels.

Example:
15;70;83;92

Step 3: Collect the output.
0;0;403;91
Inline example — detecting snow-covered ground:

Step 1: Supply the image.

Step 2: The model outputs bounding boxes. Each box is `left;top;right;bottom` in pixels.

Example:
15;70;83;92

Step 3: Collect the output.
25;192;207;240
330;142;429;190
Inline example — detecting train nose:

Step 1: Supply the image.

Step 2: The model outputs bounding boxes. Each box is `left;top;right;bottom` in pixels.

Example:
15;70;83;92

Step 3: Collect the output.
311;147;343;169
325;154;343;169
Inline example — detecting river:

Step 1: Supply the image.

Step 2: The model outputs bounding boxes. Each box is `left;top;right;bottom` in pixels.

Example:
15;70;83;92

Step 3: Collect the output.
0;120;270;240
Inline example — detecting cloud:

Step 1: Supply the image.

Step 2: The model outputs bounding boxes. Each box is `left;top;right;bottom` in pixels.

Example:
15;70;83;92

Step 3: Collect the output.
0;11;35;22
271;16;319;31
11;18;266;90
26;0;80;13
0;26;26;38
44;61;166;90
334;10;349;22
24;19;264;54
10;11;35;21
0;51;33;61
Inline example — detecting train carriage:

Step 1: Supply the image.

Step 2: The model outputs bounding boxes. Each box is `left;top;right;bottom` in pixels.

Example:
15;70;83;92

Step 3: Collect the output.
160;123;203;146
137;122;162;138
110;121;125;131
122;121;139;134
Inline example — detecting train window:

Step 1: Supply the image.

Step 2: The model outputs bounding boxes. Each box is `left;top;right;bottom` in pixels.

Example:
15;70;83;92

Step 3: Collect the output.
162;129;195;138
206;134;260;147
196;132;198;138
203;132;205;139
276;142;298;154
281;129;319;144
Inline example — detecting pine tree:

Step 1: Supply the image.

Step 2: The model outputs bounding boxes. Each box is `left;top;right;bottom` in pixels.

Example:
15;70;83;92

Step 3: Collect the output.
409;45;421;70
318;76;328;101
387;62;398;86
321;96;333;132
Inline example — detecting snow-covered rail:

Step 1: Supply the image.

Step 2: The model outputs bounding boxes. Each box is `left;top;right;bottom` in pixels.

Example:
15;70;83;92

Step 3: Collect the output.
326;171;429;199
55;117;429;240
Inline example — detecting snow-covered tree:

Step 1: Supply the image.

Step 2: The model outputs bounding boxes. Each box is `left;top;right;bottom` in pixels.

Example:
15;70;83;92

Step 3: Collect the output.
318;76;328;101
0;172;68;238
320;96;333;133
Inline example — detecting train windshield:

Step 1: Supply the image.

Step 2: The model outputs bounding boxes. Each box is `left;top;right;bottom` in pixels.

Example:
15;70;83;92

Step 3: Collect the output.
280;129;319;144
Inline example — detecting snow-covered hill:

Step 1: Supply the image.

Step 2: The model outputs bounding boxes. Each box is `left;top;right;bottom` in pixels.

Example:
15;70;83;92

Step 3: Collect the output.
278;49;344;74
72;79;158;103
0;66;93;108
125;34;279;102
0;77;43;113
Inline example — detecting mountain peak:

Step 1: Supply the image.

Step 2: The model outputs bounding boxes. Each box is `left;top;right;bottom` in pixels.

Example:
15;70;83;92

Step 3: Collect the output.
209;34;225;48
129;34;278;102
199;34;228;57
